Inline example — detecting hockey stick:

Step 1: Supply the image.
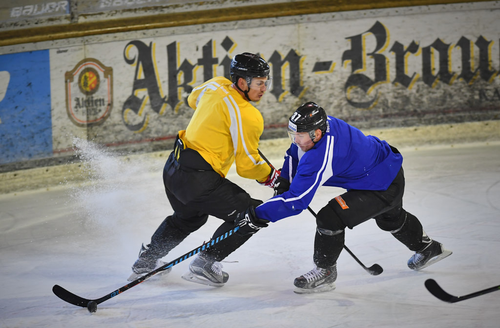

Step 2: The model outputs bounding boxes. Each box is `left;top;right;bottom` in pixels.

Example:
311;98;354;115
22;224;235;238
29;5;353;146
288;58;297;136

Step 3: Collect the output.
306;207;383;276
425;279;500;303
257;149;383;276
53;226;240;312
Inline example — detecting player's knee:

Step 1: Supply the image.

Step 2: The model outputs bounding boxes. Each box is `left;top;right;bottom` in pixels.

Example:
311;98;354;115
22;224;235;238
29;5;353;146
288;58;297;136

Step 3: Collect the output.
376;207;405;232
316;204;346;233
170;213;208;233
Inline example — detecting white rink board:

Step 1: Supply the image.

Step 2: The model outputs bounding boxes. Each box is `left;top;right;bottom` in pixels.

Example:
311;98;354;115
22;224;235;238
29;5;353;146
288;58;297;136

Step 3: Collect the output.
1;2;500;168
47;2;500;153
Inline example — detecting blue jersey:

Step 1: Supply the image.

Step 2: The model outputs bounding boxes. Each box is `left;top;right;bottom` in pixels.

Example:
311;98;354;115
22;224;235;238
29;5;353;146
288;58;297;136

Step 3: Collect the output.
255;116;403;222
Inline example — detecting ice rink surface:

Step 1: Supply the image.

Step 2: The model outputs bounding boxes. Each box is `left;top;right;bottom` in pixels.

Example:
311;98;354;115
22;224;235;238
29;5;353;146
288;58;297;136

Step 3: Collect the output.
1;141;499;328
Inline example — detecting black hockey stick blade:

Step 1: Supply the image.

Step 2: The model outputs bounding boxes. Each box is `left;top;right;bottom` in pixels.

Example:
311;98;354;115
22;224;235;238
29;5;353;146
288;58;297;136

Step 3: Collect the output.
52;261;171;308
306;206;384;276
53;284;97;307
425;279;500;303
367;264;384;275
53;263;170;308
342;245;383;275
53;226;240;309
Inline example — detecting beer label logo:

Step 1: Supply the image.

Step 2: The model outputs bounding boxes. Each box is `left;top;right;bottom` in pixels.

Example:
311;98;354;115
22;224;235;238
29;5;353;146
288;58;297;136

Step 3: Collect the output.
78;67;100;95
65;58;113;126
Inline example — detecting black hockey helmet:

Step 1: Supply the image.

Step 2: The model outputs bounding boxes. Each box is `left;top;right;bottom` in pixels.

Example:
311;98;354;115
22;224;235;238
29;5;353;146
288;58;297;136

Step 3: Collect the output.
230;52;271;86
288;102;328;142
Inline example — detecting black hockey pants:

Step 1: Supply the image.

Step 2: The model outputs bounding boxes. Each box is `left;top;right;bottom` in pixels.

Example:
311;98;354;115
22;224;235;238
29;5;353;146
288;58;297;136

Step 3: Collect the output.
314;150;428;268
153;139;261;262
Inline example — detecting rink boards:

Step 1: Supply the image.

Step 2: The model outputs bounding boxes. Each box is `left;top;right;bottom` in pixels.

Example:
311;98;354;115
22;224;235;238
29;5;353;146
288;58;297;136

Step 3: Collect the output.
0;1;499;168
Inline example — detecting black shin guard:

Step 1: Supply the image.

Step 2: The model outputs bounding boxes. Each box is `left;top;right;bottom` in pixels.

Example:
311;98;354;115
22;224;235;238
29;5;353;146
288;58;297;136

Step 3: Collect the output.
313;203;346;268
148;216;190;258
203;221;252;262
206;233;252;262
199;198;263;262
313;228;345;268
388;211;428;252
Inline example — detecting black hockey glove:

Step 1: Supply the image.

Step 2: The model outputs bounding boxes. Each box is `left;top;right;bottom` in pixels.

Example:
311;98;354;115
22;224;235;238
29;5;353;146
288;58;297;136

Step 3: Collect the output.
235;206;269;236
273;176;290;196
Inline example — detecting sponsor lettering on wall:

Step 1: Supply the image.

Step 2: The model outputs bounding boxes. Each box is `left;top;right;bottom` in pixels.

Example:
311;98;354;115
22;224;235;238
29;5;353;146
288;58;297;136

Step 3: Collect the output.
51;9;499;154
64;58;113;127
0;0;69;23
3;4;500;164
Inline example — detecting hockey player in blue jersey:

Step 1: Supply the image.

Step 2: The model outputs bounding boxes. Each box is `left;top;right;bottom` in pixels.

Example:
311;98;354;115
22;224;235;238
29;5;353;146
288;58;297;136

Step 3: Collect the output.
235;101;452;293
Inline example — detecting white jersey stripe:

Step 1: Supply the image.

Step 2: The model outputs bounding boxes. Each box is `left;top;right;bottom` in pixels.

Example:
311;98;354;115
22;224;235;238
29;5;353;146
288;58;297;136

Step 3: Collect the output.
223;96;239;156
287;153;293;182
262;135;334;205
193;81;220;107
227;94;260;165
193;80;263;167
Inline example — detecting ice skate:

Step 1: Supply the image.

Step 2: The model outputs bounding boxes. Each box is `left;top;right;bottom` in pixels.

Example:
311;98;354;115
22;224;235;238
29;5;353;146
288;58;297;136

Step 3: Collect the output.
128;243;171;281
408;239;452;271
293;264;337;294
181;253;229;287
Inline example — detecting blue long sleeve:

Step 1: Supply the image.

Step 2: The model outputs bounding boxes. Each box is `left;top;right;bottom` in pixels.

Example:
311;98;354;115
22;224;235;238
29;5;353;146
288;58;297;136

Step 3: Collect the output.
255;117;403;223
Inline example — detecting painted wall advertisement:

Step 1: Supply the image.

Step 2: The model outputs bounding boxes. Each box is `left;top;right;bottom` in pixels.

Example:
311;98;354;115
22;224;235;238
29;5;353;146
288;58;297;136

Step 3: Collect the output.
0;50;52;165
1;4;499;165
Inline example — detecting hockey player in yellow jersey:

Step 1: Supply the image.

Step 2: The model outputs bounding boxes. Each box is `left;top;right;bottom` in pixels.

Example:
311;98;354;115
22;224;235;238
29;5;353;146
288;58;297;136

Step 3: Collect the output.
129;53;277;287
183;74;269;179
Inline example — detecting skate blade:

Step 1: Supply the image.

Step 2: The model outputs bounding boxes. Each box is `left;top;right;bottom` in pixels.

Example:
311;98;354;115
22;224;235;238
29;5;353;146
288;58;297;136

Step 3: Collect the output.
294;283;336;294
181;272;225;288
127;261;170;281
413;249;453;271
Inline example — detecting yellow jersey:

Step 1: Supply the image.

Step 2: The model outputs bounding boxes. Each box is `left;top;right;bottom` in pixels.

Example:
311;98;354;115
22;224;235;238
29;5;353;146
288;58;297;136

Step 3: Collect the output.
182;76;271;182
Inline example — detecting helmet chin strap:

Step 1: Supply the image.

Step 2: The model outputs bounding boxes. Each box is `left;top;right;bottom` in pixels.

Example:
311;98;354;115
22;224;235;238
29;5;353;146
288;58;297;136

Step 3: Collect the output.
235;77;252;101
309;130;324;144
308;131;316;142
